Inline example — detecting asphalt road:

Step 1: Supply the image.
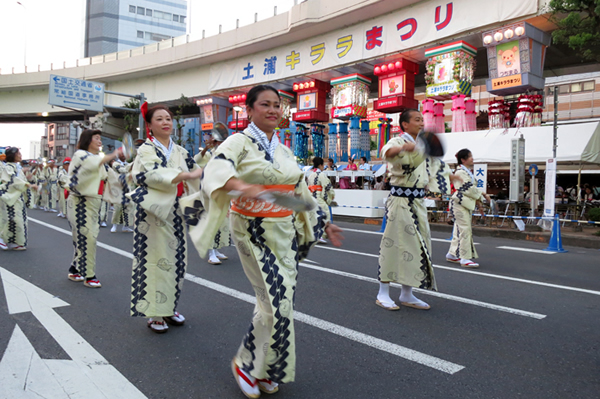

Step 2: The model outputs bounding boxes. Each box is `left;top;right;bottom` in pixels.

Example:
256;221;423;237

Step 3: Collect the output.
1;208;599;399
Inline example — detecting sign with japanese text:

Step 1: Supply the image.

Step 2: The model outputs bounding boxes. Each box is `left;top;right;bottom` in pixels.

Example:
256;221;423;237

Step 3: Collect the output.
209;0;538;91
509;136;525;202
473;163;488;194
544;158;556;218
49;75;104;112
491;74;523;90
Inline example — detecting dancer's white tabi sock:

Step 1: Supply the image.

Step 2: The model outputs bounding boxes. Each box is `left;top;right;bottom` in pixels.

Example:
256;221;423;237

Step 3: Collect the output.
399;285;429;306
377;282;395;306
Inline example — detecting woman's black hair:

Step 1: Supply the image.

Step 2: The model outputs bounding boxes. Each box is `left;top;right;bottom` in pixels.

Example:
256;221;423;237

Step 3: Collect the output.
144;105;173;125
455;148;471;165
77;129;102;151
5;147;19;162
360;156;367;162
313;156;324;169
399;108;419;131
245;85;280;109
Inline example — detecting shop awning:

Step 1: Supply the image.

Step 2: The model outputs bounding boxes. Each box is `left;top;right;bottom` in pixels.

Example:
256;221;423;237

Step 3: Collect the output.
438;121;600;165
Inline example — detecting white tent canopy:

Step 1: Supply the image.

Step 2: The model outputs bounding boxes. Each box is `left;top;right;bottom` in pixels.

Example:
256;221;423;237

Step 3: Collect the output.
438;121;600;165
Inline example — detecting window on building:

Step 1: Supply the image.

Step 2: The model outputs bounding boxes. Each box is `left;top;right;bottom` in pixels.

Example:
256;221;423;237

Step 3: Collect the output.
137;30;144;38
558;84;570;94
154;10;172;21
571;83;582;93
180;16;186;23
583;81;596;91
137;6;145;15
145;31;152;40
129;5;136;13
146;9;152;17
173;14;179;22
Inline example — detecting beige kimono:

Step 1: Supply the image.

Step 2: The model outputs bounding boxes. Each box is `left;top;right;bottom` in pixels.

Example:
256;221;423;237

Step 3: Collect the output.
128;139;200;318
378;134;451;291
448;166;485;260
181;126;326;384
0;163;31;247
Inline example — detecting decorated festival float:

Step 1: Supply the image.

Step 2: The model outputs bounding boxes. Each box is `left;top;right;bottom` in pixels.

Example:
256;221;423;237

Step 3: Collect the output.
291;79;330;164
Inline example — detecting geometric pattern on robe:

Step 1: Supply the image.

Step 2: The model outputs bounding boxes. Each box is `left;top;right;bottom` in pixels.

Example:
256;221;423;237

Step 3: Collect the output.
109;163;134;227
194;148;231;249
181;127;325;383
377;135;451;291
307;168;335;226
66;150;108;278
57;167;69;215
128;139;200;318
0;163;30;246
45;167;59;210
448;167;484;260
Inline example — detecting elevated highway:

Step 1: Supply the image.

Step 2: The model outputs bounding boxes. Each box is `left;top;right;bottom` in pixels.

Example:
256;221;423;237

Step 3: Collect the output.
0;0;596;124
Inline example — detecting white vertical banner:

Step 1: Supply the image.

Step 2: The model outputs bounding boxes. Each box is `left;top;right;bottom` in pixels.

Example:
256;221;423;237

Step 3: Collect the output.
544;158;557;218
473;163;488;194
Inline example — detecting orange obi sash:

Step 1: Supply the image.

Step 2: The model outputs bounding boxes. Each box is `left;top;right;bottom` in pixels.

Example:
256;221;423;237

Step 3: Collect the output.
231;184;295;218
308;185;323;193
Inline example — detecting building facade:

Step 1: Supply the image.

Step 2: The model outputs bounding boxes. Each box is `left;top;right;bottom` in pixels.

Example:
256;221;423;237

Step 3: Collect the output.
85;0;188;57
43;123;78;161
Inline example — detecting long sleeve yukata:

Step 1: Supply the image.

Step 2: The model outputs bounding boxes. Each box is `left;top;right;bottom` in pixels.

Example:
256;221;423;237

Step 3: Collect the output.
57;167;69;216
106;162;134;227
66;150;108;279
448;166;485;261
194;148;231;249
45;167;59;210
181;126;326;384
307;168;335;228
378;134;451;291
128;139;200;318
0;163;31;247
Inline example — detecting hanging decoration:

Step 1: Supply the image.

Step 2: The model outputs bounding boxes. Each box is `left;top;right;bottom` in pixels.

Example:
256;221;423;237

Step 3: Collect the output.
451;94;466;133
284;130;292;149
311;124;325;158
292;79;330;123
377;118;392;158
337;122;349;162
488;99;508;129
294;124;309;160
482;22;551;96
425;41;477;100
330;74;371;120
349;116;361;161
434;102;445;133
422;99;436;132
373;59;419;114
514;94;544;128
328;123;338;164
360;120;371;161
277;90;294;129
465;98;478;131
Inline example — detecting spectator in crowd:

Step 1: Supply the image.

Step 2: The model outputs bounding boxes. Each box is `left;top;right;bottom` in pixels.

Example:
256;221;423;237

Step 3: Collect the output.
374;176;384;190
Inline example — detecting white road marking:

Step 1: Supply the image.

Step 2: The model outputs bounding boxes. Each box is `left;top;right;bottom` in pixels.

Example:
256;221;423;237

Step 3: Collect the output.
298;263;546;319
497;246;556;254
312;245;600;296
28;217;464;374
0;267;147;399
185;273;464;374
340;227;479;244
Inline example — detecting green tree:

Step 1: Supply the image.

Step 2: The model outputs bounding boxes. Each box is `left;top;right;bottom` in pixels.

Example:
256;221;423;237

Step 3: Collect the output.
549;0;600;62
122;98;140;134
172;94;193;145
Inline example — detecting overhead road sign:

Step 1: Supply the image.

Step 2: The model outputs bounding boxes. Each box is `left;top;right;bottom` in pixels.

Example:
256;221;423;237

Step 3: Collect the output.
49;74;105;112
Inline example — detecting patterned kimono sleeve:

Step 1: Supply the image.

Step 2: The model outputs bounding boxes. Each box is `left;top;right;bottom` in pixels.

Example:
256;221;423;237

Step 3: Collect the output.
382;137;427;169
426;157;452;195
58;169;69;189
456;169;484;201
182;136;241;258
0;165;28;206
132;144;181;193
293;177;326;260
318;171;334;205
104;167;123;204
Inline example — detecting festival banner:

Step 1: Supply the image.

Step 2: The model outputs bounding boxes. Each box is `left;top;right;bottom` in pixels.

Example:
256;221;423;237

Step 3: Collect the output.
209;0;538;91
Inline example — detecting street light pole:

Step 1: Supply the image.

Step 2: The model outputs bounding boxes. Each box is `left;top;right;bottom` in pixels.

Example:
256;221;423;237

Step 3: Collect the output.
17;1;27;67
